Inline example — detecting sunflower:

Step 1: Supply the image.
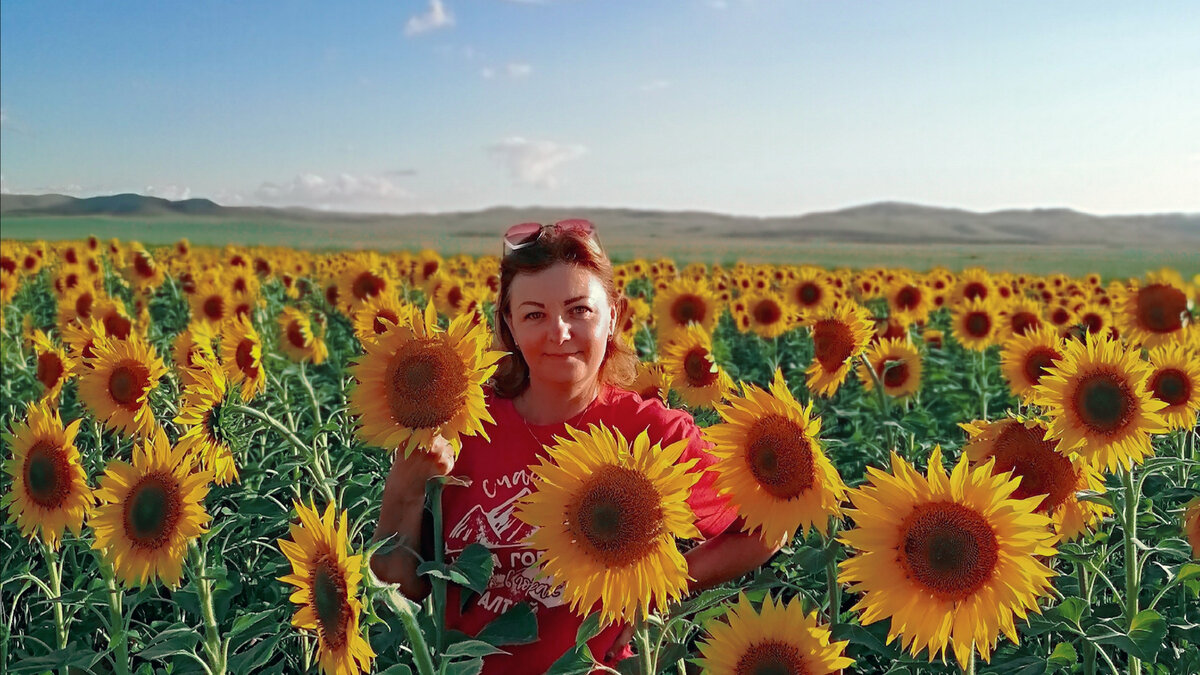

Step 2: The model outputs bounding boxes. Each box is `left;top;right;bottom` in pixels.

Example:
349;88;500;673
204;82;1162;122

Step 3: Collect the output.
857;338;922;399
886;276;934;326
278;501;375;675
516;424;702;626
220;314;267;401
2;402;92;550
738;291;796;339
173;322;218;386
952;267;996;305
188;272;233;327
961;417;1110;541
349;303;502;456
630;360;669;404
838;447;1057;668
31;330;75;405
351;293;415;342
1000;326;1065;402
92;428;212;587
338;254;391;313
1034;333;1168;473
125;243;164;293
78;335;167;438
695;592;854;675
1144;344;1200;431
951;297;1000;352
660;324;733;409
1185;497;1200;560
175;354;239;485
278;307;329;365
999;297;1044;340
92;297;136;342
653;277;719;343
787;267;836;317
704;370;848;544
1073;300;1113;339
805;302;874;397
57;285;99;328
1118;271;1190;348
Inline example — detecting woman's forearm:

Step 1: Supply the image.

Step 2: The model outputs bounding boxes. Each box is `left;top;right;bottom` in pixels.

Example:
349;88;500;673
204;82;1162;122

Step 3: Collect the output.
370;450;441;600
683;530;781;594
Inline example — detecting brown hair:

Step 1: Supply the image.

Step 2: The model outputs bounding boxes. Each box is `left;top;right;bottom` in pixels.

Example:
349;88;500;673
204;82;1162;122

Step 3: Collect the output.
491;226;637;398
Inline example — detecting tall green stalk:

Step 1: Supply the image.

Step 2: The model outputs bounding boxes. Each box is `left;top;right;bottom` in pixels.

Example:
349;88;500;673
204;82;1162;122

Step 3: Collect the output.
101;563;131;675
858;354;894;451
1121;467;1141;675
229;403;335;505
1077;563;1097;675
192;541;227;675
43;543;67;675
427;478;448;652
824;516;842;630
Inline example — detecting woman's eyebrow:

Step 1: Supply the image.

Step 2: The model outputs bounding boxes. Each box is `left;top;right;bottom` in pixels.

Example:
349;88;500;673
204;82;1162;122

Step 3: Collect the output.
519;296;589;308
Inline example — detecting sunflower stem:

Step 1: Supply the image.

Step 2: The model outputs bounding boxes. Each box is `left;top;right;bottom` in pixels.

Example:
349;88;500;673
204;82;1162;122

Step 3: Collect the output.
1121;467;1141;675
228;403;335;505
857;354;894;452
43;543;67;674
1077;562;1098;675
824;516;842;629
191;541;227;675
101;562;131;675
427;477;448;653
975;349;988;420
635;621;654;675
964;650;975;675
382;587;437;675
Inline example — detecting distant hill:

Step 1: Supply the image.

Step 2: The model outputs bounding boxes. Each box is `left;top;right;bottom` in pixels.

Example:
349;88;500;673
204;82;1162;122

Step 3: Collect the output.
2;192;1198;248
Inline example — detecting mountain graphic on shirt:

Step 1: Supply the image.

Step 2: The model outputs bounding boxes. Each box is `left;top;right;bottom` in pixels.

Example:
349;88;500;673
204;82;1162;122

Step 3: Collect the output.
447;488;537;553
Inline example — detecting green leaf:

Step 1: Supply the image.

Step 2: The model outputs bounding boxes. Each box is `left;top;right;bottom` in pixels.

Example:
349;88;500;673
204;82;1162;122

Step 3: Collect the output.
452;544;496;595
575;611;603;646
475;603;538;647
137;625;201;660
377;666;414;675
1045;597;1089;632
227;609;280;653
444;640;508;659
1086;610;1168;662
1177;563;1200;584
1047;642;1078;669
443;657;485;675
228;632;285;672
545;644;594;675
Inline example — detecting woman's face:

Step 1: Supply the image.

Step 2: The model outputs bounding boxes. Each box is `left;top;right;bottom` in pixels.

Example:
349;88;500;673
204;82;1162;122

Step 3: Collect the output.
505;263;617;390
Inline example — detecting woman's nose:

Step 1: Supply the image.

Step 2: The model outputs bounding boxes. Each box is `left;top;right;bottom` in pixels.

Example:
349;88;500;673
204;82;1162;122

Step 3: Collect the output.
553;316;571;342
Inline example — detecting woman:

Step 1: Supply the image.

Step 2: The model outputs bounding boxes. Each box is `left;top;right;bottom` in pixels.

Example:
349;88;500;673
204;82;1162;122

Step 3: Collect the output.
371;220;780;673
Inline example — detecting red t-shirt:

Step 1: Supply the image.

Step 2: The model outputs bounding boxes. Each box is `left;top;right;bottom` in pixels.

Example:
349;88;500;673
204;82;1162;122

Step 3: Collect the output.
440;384;739;675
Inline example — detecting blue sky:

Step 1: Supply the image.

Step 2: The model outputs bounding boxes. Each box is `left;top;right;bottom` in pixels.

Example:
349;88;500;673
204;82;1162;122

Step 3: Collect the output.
2;1;1197;215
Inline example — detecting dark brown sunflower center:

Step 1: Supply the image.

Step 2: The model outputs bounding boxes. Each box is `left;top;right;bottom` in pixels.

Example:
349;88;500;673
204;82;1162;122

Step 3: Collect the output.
24;440;71;508
312;555;350;649
1149;368;1191;407
203;296;225;321
422;261;440;279
75;292;95;318
385;339;469;429
899;502;998;601
896;285;920;310
752;300;782;326
352;271;386;301
1136;284;1187;334
1050;307;1071;325
963;281;988;301
105;314;133;340
1073;371;1133;433
122;474;182;549
989;423;1078;514
109;363;150;406
1022;346;1060;386
670;294;707;326
744;415;814;500
1081;312;1104;334
235;339;259;377
965;312;991;338
374;309;400;335
570;465;663;567
812;320;854;370
134;254;155;278
232;277;248;293
37;352;65;390
881;358;910;389
325;285;340;306
447;285;463;309
683;348;718;387
795;283;821;307
1011;311;1040;336
286;321;309;349
734;640;809;675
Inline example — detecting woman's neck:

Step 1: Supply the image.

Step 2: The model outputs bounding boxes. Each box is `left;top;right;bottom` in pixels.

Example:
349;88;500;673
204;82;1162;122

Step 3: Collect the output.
514;379;602;426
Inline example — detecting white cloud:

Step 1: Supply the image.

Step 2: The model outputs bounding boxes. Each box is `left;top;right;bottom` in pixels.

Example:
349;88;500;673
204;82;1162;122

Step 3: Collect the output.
405;0;454;36
639;79;670;92
0;109;8;128
0;174;8;194
252;172;413;209
143;184;192;201
487;136;586;188
480;66;496;79
482;62;532;79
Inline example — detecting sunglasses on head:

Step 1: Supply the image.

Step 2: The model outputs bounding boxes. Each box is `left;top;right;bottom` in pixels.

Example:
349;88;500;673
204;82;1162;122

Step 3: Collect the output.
502;219;598;256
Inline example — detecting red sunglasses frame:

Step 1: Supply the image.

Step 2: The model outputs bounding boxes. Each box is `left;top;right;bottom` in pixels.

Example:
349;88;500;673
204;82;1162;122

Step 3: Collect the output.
502;219;598;256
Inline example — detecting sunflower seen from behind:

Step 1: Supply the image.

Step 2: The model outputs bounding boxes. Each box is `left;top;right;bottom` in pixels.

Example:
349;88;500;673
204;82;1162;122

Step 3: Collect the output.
2;402;92;550
805;302;874;397
660;324;733;409
704;370;847;545
857;337;922;400
695;592;854;675
1033;332;1167;473
838;447;1057;668
278;501;375;675
516;424;703;626
78;334;168;438
962;417;1110;541
349;303;502;456
92;429;212;587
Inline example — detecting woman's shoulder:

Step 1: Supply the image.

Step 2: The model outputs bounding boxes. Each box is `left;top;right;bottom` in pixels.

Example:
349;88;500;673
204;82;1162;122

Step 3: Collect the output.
601;385;696;439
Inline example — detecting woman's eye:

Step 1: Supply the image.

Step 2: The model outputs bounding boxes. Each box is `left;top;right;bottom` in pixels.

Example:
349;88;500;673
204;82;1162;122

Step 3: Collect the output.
524;311;543;320
572;306;593;316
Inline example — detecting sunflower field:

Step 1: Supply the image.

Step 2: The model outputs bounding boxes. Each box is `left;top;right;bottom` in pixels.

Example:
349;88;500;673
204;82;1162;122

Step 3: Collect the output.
1;236;1198;675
